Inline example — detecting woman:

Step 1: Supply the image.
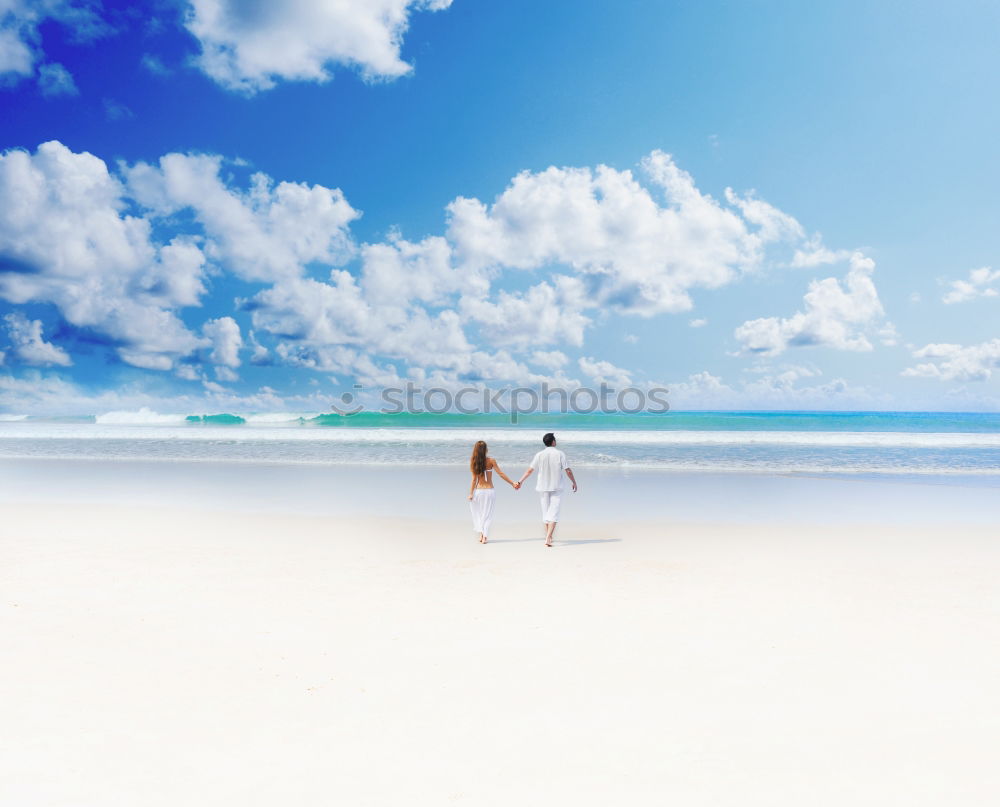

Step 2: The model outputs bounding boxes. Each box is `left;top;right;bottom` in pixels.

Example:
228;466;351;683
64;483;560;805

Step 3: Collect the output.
467;440;516;544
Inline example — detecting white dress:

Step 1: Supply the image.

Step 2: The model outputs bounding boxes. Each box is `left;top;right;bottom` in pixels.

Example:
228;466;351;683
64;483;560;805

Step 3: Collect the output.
469;462;496;536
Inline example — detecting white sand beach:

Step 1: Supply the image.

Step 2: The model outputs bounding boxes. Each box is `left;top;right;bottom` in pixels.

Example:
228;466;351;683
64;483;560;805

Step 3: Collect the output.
2;462;1000;805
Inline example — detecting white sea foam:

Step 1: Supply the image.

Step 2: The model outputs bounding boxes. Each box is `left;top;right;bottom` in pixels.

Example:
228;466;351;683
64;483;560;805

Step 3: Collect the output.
2;422;1000;448
95;408;190;425
0;414;28;421
91;409;324;425
242;412;322;424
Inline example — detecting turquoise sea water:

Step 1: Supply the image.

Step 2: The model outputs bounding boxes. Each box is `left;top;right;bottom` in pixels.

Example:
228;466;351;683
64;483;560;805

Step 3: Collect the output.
5;409;1000;431
1;410;999;478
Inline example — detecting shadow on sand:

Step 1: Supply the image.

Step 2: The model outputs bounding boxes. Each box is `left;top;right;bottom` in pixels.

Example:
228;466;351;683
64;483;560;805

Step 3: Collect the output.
553;538;621;547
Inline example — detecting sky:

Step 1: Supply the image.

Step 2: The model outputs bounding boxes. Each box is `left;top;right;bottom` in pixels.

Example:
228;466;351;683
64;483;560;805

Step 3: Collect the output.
1;0;999;414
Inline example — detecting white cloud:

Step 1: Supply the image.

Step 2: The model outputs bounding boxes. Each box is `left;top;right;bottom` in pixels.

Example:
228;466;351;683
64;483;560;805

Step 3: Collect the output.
0;1;107;83
184;0;455;94
902;340;1000;382
790;236;852;268
202;316;242;367
0;25;33;76
37;61;77;96
3;312;71;366
0;141;208;370
245;274;492;378
531;350;568;371
360;235;486;310
125;153;359;282
689;318;707;328
578;356;631;387
734;252;888;356
447;150;807;317
0;143;878;398
175;364;200;382
246;274;372;348
876;321;899;347
459;276;590;350
248;329;270;365
0;369;333;417
723;188;804;244
136;237;209;308
665;368;878;410
942;267;1000;304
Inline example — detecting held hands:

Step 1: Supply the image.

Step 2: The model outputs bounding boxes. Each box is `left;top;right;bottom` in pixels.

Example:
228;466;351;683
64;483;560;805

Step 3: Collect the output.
512;480;521;490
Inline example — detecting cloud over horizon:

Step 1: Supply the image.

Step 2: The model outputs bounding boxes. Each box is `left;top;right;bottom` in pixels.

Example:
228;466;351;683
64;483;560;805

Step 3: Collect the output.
0;140;915;408
734;252;892;357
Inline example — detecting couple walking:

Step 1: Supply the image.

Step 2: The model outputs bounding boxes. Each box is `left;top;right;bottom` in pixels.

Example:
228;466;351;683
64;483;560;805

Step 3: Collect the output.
467;432;578;547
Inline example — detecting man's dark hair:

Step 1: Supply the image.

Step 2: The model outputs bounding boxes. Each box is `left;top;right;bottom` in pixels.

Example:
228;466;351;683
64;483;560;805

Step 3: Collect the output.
543;432;556;447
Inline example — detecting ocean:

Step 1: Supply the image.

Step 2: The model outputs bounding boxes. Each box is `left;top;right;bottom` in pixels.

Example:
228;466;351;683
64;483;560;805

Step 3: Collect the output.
1;409;999;480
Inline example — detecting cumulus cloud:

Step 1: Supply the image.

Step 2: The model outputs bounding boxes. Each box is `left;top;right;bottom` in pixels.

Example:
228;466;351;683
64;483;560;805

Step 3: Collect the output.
447;150;805;317
0;368;332;417
790;237;852;268
0;143;871;397
578;356;632;387
0;1;108;84
902;340;1000;382
202;316;242;367
530;350;568;372
360;235;486;310
448;151;801;316
0;141;208;370
244;273;498;379
665;367;877;410
942;267;1000;304
734;252;889;356
3;312;71;366
247;329;271;365
184;0;455;94
125;153;359;282
459;276;590;350
722;188;804;244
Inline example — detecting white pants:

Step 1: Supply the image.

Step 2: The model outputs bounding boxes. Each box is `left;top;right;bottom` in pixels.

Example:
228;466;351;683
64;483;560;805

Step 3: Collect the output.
539;490;562;523
470;488;496;536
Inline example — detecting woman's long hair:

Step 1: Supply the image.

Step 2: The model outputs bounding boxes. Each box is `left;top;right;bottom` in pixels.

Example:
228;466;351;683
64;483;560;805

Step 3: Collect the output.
470;441;488;477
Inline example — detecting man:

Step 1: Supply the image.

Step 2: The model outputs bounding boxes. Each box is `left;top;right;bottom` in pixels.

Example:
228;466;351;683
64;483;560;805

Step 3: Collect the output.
515;432;578;547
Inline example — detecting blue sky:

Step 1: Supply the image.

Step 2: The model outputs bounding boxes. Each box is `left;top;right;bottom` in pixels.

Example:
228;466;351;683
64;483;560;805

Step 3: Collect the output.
1;0;999;414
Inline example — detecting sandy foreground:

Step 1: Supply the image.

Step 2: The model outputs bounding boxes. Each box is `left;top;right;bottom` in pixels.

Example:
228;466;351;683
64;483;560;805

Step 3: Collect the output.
2;501;999;806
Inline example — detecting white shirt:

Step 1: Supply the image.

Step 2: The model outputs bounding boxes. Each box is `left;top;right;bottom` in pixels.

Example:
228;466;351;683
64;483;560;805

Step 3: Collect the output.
530;446;569;492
